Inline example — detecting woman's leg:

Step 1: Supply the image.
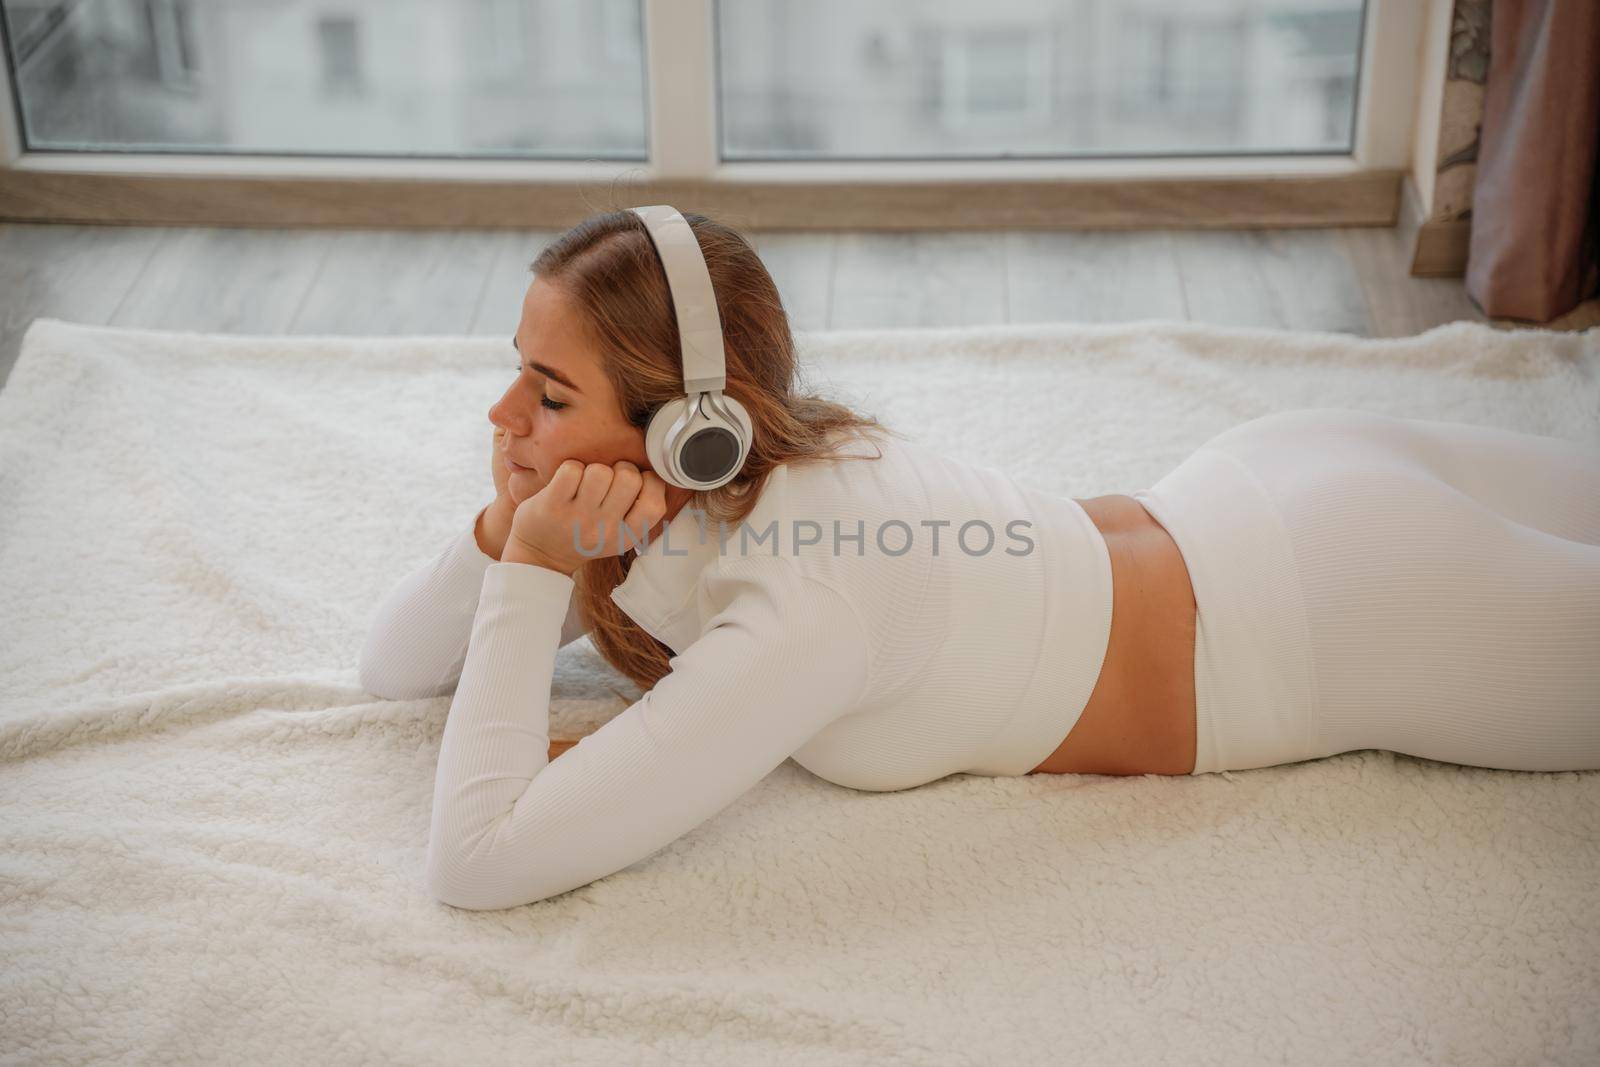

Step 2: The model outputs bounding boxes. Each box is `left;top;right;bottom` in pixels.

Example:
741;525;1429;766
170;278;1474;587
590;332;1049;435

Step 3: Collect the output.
1388;414;1600;546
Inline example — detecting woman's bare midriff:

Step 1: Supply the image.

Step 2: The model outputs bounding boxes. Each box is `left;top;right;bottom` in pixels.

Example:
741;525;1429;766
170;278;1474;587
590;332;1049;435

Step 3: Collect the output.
1029;494;1198;777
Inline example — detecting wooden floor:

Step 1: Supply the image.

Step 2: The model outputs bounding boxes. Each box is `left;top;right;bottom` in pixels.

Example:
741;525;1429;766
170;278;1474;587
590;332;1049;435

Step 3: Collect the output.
0;220;1590;393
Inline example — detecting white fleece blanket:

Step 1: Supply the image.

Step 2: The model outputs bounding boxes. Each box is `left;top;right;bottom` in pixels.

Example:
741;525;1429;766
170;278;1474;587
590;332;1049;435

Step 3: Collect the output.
3;315;1598;1065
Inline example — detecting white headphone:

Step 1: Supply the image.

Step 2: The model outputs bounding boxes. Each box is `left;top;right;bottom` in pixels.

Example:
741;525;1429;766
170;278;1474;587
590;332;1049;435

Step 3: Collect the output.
627;204;754;492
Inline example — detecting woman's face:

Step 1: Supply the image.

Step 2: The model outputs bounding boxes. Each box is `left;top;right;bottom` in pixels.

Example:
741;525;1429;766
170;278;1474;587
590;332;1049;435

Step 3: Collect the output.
489;276;654;498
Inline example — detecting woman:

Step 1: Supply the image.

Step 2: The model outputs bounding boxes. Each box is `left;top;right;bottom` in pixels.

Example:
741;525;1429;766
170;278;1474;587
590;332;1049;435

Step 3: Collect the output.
360;211;1600;911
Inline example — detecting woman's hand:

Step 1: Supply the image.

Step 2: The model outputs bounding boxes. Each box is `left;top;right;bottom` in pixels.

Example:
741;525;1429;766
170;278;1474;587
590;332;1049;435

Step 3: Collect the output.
506;459;670;576
491;426;516;509
492;425;546;509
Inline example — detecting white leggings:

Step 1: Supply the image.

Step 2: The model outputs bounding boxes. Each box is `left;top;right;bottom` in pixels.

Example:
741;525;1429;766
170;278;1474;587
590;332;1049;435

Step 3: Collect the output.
1134;408;1600;775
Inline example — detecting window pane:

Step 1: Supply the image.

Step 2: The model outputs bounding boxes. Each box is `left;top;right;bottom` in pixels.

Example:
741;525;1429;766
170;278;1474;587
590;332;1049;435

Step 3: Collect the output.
1;0;646;158
717;0;1366;159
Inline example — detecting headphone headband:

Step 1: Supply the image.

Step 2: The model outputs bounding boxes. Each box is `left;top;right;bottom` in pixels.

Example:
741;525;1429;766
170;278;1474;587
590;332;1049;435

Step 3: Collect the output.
628;205;727;395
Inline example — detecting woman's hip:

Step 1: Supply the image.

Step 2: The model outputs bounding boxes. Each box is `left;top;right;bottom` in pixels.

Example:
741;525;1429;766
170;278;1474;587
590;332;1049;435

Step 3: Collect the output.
1138;409;1600;773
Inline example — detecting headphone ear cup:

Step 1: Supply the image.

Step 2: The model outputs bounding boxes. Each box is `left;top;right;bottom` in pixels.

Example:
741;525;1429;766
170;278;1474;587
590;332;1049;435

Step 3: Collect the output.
644;392;754;491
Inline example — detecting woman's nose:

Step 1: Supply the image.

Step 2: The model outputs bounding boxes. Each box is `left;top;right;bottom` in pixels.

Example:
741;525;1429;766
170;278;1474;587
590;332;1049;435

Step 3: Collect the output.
488;395;524;433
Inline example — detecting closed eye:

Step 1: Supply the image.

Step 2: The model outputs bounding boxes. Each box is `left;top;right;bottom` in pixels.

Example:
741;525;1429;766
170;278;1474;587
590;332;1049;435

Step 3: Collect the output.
515;365;567;412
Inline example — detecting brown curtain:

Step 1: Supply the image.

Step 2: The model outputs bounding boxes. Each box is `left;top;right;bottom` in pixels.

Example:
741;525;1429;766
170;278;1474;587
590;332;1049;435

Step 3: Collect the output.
1465;0;1600;322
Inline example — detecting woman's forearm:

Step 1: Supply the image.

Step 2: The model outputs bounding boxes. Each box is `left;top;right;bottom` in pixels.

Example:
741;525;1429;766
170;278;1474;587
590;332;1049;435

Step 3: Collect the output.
479;501;581;762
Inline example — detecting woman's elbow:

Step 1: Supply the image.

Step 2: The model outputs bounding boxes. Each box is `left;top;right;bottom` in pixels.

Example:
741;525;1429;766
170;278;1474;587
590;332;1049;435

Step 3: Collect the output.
357;629;451;700
426;867;534;911
358;670;408;702
428;885;498;911
358;663;395;700
426;859;487;910
426;845;570;910
359;662;449;702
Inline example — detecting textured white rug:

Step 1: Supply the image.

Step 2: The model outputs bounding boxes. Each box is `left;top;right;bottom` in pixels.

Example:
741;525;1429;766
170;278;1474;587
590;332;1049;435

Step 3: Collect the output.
3;315;1598;1065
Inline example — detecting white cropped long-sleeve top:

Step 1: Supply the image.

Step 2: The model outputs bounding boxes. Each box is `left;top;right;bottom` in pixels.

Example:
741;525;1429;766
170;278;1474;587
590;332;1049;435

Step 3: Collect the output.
359;431;1113;909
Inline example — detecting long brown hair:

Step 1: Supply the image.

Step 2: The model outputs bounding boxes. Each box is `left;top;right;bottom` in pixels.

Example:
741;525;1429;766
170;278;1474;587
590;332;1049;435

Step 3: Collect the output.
527;209;900;693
